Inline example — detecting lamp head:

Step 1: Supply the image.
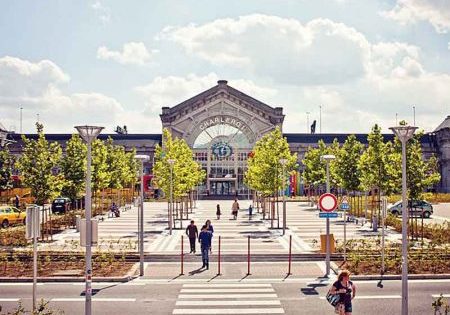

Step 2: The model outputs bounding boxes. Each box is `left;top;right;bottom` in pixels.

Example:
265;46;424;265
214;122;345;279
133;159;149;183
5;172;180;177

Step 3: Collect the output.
167;159;176;165
134;154;150;162
321;154;336;162
389;126;418;143
75;125;104;143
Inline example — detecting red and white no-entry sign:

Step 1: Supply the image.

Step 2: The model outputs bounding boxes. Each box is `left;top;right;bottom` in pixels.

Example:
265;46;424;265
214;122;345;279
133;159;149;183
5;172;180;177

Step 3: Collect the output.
319;193;338;212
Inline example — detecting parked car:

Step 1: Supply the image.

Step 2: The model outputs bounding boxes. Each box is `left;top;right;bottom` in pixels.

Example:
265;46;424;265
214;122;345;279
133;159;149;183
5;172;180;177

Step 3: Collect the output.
51;197;71;214
0;206;26;228
388;200;433;218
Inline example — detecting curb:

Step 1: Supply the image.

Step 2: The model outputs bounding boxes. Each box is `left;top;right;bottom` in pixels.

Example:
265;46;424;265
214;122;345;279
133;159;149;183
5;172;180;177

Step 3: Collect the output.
0;263;139;283
331;263;450;280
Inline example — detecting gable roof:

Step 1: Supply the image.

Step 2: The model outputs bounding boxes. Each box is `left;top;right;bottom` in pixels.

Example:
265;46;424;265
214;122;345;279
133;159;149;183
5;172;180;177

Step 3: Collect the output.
434;116;450;132
160;80;283;122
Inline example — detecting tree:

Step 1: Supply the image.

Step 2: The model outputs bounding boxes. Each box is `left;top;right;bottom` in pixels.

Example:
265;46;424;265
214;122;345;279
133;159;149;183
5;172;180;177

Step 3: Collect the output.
154;129;205;199
390;125;441;199
358;124;391;194
0;146;14;192
61;134;86;202
91;139;110;194
302;140;328;189
245;127;297;196
334;135;364;193
16;123;65;205
105;138;128;189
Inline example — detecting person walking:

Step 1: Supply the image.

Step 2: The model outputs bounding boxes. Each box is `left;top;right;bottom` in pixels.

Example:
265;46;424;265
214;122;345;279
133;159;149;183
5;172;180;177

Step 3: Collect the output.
216;204;221;220
329;270;356;315
205;219;214;253
248;204;253;219
198;225;212;269
14;195;20;208
231;199;239;220
186;220;199;254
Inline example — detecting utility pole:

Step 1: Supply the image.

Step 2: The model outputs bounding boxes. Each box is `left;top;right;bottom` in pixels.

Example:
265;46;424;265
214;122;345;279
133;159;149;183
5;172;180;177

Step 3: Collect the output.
319;106;322;133
20;107;23;133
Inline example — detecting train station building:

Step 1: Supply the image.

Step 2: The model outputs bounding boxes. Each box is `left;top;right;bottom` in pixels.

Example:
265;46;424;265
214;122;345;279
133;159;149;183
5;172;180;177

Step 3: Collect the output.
5;80;450;195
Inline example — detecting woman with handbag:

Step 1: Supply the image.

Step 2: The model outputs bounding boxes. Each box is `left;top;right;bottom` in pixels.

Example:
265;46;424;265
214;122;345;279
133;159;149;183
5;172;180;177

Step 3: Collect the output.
328;270;356;314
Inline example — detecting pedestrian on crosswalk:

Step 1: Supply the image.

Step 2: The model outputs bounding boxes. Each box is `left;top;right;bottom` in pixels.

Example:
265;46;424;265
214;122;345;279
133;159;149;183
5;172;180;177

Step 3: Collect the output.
329;269;356;315
205;219;214;253
248;203;253;219
186;220;199;254
198;225;212;269
232;199;240;220
216;204;221;220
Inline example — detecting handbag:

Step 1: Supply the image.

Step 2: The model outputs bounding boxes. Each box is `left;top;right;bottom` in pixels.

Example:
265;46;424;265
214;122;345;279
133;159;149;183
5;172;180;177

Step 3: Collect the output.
326;291;340;307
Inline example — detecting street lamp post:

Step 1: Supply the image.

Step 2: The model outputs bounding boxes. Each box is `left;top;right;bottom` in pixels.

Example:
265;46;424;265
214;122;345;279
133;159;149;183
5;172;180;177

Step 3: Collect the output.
321;154;335;277
75;125;104;315
135;155;149;277
168;159;175;235
279;158;288;236
390;125;417;315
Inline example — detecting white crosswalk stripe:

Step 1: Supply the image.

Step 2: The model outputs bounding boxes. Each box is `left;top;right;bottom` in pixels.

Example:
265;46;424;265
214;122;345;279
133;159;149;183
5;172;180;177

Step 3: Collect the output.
173;283;285;314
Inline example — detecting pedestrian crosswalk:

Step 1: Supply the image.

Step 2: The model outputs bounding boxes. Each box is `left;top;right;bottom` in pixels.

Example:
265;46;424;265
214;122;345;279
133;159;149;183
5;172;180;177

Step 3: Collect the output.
173;283;285;314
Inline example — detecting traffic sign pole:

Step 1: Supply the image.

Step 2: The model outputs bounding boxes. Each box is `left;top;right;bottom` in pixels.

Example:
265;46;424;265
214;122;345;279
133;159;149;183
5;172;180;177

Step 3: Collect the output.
325;165;331;276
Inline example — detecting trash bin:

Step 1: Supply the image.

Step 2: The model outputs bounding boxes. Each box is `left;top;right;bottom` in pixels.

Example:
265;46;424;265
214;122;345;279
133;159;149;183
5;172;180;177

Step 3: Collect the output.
320;234;336;253
372;215;378;232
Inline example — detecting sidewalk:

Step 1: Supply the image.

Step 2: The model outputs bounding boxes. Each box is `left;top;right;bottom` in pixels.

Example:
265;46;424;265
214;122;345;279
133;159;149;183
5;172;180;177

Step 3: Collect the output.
143;261;327;280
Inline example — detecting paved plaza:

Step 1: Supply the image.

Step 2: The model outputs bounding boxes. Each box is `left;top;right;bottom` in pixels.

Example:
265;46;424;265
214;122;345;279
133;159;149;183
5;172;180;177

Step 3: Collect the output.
52;200;405;256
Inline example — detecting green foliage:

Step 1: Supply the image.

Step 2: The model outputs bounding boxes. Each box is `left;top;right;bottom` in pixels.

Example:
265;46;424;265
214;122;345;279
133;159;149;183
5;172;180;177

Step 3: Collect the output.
105;137;128;189
334;134;363;192
91;139;110;193
390;128;441;199
357;124;391;194
16;123;65;205
0;146;15;191
61;134;86;200
153;129;205;198
302;140;330;187
245;127;297;196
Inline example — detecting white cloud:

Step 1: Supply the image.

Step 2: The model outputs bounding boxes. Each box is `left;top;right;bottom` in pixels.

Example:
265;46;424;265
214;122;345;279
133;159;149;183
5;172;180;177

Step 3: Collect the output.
381;0;450;33
91;1;111;24
135;73;277;113
97;42;156;65
159;15;371;85
0;56;158;133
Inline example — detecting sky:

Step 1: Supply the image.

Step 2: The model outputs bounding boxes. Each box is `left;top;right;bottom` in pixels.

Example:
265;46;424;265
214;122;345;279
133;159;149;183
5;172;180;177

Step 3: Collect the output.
0;0;449;134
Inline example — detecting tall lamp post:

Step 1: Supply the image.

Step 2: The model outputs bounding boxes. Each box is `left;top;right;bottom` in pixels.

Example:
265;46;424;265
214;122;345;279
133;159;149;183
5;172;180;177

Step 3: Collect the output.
168;159;175;235
75;125;104;315
390;125;417;315
321;154;335;277
279;158;288;235
135;155;149;277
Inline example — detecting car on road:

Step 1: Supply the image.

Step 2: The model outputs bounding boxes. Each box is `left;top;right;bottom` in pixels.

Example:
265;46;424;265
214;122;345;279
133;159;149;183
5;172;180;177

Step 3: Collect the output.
388;200;433;218
51;197;71;214
0;206;26;228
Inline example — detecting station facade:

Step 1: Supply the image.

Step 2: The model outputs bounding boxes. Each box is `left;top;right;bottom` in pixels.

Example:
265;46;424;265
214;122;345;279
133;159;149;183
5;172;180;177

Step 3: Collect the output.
6;80;450;195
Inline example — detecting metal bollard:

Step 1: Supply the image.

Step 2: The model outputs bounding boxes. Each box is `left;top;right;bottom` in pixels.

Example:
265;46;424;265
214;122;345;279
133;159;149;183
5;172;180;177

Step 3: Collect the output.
287;235;292;276
217;236;221;276
180;235;184;275
247;236;251;275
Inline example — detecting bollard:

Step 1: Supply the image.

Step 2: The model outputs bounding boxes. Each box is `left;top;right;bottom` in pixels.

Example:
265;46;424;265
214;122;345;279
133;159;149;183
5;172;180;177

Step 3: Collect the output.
217;236;221;276
287;235;292;276
180;235;184;275
247;236;251;275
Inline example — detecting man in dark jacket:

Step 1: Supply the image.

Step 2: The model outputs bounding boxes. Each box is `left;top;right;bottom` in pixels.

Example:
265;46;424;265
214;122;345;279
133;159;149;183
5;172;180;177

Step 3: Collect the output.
186;220;198;253
198;225;212;269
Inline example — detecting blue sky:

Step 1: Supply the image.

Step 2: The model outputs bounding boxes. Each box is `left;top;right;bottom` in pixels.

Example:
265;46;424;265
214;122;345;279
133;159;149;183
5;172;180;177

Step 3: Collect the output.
1;0;449;134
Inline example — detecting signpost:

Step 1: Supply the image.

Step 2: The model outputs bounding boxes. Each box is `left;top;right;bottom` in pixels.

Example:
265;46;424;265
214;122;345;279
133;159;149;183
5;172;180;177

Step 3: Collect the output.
318;192;337;276
340;196;350;261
